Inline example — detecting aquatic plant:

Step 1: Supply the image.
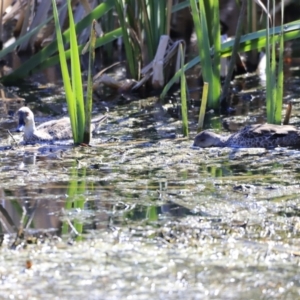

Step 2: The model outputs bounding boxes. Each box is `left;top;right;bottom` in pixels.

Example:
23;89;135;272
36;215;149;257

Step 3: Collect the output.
180;44;188;136
197;82;209;132
113;0;173;80
1;0;119;82
190;0;221;109
51;0;95;144
265;0;284;124
161;1;300;121
113;0;141;80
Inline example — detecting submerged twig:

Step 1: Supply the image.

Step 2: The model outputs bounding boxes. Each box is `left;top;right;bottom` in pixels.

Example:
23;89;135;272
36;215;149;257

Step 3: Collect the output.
7;129;17;142
283;102;292;125
61;209;80;237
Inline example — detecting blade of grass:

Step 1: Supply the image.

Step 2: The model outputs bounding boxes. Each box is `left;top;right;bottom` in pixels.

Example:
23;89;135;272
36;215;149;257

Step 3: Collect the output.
51;0;77;142
114;0;139;79
270;0;277;123
266;0;276;123
275;0;284;124
68;0;84;142
32;28;122;74
210;0;221;108
220;0;247;107
180;44;188;137
83;20;97;144
161;22;300;99
190;0;213;106
198;82;209;132
140;0;154;60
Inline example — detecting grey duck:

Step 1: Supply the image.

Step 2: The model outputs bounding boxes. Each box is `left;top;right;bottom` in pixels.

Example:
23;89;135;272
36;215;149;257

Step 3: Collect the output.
193;124;300;148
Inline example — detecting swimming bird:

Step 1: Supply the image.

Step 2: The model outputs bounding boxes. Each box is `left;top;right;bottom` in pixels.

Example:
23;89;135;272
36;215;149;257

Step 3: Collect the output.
193;124;300;148
16;106;106;143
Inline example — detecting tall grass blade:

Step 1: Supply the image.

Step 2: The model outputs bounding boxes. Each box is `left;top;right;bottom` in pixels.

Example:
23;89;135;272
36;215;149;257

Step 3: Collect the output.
68;0;85;142
275;0;284;123
84;20;97;144
209;0;221;107
198;82;209;132
190;0;213;106
265;0;272;123
271;1;277;121
180;44;188;137
265;0;282;124
140;0;154;60
114;0;139;79
140;0;172;62
190;0;221;109
34;28;122;73
161;21;300;100
51;0;77;141
220;0;247;106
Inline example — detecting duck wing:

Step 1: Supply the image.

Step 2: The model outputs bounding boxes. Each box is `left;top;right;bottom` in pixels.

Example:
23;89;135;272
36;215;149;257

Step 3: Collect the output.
36;114;107;140
37;117;73;140
232;123;300;148
226;123;300;148
240;124;300;138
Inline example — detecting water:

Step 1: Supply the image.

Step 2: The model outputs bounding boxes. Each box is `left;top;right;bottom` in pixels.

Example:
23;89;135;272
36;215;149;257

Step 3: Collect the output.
1;69;300;298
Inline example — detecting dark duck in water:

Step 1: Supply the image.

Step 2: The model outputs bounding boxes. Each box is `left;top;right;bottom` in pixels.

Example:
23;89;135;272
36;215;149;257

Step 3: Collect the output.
193;124;300;148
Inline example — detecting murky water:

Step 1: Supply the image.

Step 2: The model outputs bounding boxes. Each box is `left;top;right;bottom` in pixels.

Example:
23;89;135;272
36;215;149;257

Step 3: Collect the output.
1;67;300;299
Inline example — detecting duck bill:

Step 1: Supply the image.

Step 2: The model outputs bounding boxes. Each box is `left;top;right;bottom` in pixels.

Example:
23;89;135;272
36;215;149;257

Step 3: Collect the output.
16;124;24;132
17;114;25;132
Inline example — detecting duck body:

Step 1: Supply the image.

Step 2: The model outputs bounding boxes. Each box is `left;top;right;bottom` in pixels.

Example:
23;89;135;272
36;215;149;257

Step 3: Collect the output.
193;124;300;149
17;107;106;143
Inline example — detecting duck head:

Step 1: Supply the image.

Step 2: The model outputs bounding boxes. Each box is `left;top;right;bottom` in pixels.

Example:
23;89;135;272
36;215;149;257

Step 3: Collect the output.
16;107;35;132
193;131;225;147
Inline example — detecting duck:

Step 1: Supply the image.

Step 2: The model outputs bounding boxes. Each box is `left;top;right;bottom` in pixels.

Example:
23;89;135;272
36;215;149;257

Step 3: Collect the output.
16;106;106;143
193;123;300;148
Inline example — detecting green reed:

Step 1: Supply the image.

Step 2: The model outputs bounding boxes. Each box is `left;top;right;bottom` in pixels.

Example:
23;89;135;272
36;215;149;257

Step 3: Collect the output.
52;0;95;144
113;0;172;79
266;0;284;124
83;20;97;144
114;0;140;79
140;0;172;61
190;0;220;109
161;22;300;97
180;43;188;136
198;82;209;132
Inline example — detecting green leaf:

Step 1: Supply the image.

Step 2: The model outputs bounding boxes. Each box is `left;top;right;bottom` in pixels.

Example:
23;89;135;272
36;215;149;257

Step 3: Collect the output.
51;0;77;142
